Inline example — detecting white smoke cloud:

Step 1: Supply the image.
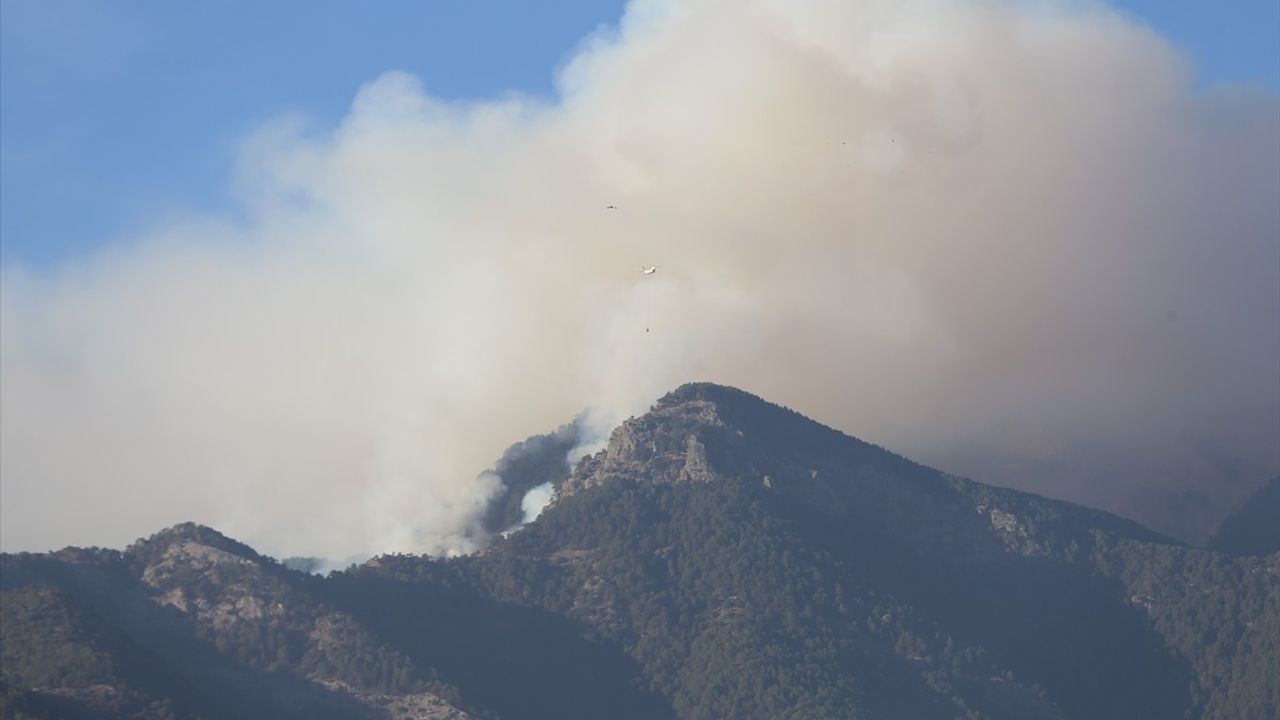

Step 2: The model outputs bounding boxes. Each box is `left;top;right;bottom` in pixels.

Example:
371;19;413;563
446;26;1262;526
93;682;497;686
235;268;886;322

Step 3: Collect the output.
2;0;1277;556
520;483;556;525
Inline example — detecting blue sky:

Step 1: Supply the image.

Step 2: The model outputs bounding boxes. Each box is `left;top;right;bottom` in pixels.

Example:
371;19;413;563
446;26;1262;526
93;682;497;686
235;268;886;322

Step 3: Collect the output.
1;0;1277;267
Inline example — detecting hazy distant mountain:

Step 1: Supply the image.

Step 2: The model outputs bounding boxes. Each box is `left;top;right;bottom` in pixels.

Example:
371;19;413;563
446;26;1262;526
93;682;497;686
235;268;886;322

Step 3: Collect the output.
3;384;1277;719
1207;476;1280;557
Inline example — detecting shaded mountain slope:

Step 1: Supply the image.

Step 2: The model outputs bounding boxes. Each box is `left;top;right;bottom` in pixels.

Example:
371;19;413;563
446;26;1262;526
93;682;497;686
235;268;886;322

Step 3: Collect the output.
1207;475;1280;556
1;526;468;719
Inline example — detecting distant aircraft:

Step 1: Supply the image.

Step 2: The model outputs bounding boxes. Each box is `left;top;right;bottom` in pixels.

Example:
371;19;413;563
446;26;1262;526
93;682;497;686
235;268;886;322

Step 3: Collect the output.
639;266;658;332
606;205;619;210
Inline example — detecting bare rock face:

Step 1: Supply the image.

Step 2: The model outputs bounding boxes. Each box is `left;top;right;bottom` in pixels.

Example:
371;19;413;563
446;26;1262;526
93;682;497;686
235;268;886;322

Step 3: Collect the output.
382;691;474;720
142;539;253;582
138;536;281;630
975;505;1049;557
562;393;730;496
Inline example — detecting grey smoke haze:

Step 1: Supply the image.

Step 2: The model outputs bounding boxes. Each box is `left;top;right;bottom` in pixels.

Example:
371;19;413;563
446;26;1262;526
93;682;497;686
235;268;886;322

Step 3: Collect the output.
478;417;587;536
2;0;1277;557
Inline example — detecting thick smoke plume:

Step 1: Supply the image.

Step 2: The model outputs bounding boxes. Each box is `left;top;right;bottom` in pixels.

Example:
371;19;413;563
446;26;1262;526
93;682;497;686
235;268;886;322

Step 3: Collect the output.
2;0;1277;556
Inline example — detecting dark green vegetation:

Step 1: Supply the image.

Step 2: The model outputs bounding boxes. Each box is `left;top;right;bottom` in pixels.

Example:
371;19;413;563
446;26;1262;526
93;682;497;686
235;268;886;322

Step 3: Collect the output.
3;384;1277;719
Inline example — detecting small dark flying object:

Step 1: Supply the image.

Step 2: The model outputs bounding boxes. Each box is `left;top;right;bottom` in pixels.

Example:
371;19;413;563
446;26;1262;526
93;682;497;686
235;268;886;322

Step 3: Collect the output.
606;205;619;210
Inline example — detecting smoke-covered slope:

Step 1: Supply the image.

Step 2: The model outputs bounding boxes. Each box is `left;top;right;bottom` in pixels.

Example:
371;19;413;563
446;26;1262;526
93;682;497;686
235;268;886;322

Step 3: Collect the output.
3;384;1277;719
1207;476;1280;557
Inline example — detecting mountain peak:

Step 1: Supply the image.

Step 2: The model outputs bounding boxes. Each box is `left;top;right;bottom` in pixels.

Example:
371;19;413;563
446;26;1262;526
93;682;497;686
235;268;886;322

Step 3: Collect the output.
653;381;759;410
125;522;265;569
651;382;807;431
651;382;882;453
548;382;1172;556
559;382;912;499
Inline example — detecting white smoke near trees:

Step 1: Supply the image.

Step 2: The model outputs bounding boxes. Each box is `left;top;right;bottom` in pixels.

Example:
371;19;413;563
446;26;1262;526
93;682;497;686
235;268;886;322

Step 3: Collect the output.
2;0;1276;557
520;483;557;526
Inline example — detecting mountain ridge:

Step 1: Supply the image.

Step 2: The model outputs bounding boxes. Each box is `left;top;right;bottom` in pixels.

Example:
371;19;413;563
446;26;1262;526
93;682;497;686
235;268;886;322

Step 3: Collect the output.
559;382;1178;551
3;383;1277;719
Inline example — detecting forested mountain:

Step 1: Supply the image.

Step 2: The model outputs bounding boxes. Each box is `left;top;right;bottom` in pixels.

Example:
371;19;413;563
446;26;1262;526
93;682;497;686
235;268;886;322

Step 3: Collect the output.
3;384;1277;719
